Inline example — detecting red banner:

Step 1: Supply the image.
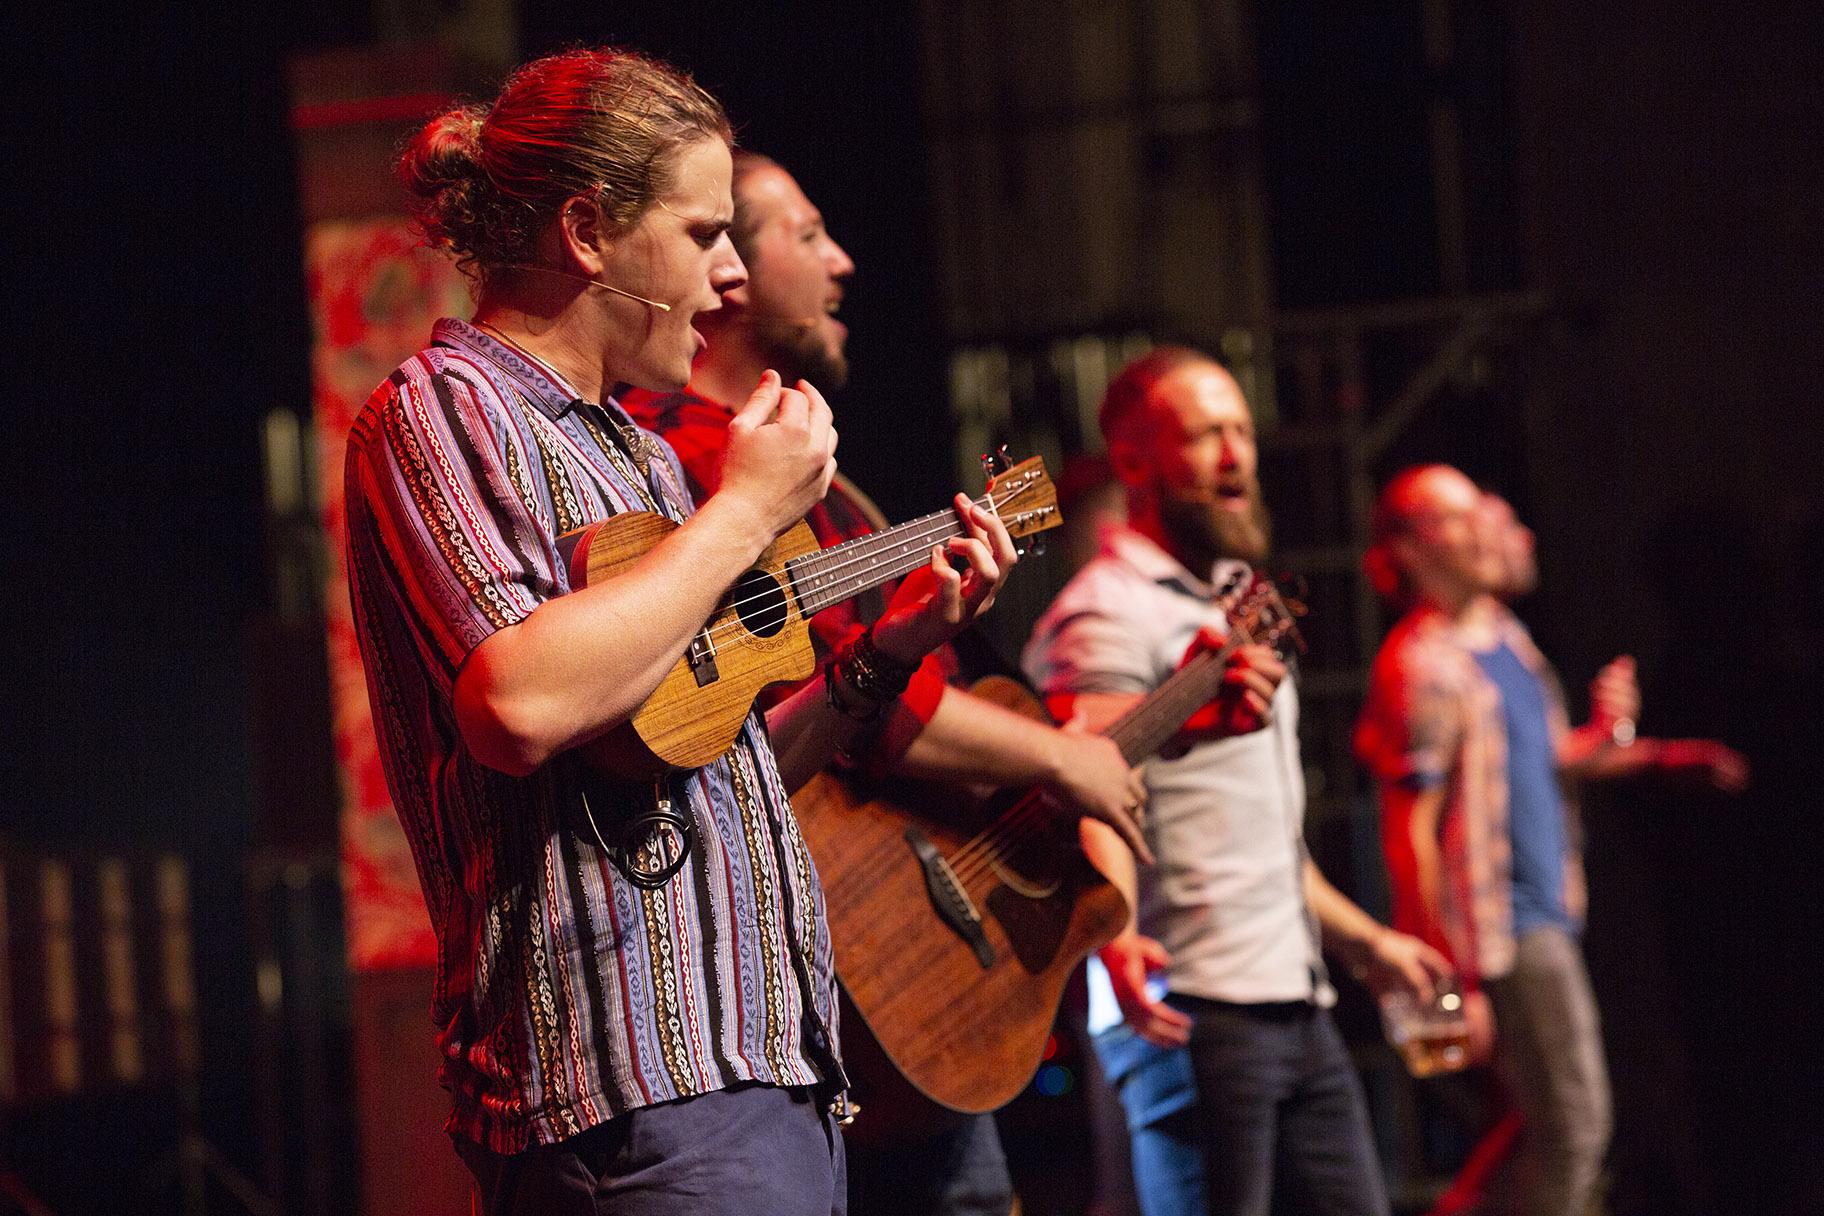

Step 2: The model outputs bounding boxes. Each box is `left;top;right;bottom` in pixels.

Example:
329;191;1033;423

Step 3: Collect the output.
306;219;472;971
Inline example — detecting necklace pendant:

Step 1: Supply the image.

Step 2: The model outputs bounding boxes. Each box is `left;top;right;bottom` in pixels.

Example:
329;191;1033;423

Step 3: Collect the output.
620;425;660;477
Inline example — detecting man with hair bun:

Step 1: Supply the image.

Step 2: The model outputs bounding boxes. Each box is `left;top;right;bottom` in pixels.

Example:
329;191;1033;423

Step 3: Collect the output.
344;47;1016;1214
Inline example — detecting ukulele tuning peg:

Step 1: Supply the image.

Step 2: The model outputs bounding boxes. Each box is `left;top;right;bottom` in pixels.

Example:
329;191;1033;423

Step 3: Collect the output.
980;446;1011;478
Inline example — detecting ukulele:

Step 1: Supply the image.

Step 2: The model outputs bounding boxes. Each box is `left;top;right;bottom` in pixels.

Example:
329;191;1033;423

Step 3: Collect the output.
559;456;1060;775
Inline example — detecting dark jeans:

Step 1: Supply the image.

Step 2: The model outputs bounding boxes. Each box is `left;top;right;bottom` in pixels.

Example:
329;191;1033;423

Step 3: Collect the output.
844;1111;1014;1216
1099;999;1389;1216
456;1083;846;1216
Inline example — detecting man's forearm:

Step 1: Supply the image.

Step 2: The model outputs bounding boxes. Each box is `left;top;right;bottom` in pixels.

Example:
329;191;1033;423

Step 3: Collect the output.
892;685;1070;788
1304;859;1386;970
454;494;779;774
1380;782;1452;958
763;677;877;792
1558;720;1634;780
1081;818;1140;938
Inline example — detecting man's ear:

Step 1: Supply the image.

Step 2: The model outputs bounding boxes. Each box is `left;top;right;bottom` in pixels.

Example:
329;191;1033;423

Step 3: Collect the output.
1389;532;1427;582
558;194;612;274
1106;434;1149;489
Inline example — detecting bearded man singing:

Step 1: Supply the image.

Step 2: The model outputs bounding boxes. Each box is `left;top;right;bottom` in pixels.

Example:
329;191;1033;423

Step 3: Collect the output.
1024;347;1447;1216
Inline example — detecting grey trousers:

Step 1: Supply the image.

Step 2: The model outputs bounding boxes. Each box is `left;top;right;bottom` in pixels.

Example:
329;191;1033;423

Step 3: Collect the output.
1483;926;1613;1216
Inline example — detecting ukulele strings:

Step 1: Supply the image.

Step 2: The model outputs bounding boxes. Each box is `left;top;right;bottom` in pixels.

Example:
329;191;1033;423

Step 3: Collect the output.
690;499;982;649
685;483;1023;650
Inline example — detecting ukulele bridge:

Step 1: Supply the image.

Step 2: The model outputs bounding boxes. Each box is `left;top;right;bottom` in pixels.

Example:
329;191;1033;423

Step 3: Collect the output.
686;629;719;686
905;827;994;969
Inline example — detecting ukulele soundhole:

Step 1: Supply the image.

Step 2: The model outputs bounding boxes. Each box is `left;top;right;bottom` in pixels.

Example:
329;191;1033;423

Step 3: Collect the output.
731;569;790;638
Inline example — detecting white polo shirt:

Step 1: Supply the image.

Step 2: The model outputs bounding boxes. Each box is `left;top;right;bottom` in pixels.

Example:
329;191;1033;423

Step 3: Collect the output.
1022;527;1329;1029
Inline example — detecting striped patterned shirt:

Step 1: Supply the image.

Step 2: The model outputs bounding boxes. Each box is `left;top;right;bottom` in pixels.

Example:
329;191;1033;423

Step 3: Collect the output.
343;319;842;1152
1356;605;1581;989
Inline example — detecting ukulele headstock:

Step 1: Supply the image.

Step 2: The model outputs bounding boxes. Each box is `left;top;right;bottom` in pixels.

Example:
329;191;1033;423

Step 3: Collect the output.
982;453;1062;547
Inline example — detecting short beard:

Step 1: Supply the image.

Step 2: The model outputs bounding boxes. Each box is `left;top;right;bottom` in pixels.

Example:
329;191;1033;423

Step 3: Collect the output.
1501;556;1539;600
753;315;849;391
1157;479;1272;571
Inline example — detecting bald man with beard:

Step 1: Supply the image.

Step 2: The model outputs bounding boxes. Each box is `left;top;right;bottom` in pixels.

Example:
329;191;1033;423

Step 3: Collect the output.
1024;348;1448;1216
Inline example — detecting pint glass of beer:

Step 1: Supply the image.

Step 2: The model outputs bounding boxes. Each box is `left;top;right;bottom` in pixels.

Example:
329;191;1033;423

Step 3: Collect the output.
1379;978;1471;1078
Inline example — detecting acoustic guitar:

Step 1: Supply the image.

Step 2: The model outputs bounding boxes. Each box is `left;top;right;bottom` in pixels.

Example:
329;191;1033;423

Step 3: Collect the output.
558;456;1061;776
792;572;1305;1117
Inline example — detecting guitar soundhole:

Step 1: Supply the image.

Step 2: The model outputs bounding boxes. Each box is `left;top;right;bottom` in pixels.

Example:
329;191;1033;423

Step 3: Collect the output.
732;569;790;638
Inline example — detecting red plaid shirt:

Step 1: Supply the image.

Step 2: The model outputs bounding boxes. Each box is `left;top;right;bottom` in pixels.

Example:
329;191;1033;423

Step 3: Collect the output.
1356;604;1585;988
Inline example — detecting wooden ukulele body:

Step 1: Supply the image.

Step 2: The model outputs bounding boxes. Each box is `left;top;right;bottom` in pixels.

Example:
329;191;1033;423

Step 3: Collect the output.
564;512;822;775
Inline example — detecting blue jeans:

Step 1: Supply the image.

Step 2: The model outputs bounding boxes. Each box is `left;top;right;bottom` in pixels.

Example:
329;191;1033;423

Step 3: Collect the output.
456;1083;846;1216
1095;998;1388;1216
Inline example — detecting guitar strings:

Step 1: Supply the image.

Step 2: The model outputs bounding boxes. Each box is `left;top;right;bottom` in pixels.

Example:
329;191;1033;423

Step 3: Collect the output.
944;605;1293;888
944;652;1239;884
687;498;986;649
946;617;1299;890
943;607;1267;882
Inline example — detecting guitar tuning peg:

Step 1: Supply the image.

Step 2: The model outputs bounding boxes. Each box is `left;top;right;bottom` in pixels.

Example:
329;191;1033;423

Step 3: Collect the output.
980;448;1009;478
1028;535;1047;558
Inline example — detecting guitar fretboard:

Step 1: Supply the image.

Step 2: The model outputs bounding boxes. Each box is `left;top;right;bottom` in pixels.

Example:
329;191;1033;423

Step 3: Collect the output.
1104;634;1248;765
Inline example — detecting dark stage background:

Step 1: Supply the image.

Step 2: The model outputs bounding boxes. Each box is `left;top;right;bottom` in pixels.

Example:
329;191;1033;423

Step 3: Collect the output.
3;2;1819;1213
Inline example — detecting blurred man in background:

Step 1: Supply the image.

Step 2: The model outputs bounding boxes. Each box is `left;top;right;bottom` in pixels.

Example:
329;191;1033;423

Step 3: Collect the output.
1358;467;1747;1216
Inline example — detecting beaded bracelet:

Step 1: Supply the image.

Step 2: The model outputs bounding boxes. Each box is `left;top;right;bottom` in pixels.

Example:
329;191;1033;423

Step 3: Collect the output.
845;627;916;702
824;657;884;723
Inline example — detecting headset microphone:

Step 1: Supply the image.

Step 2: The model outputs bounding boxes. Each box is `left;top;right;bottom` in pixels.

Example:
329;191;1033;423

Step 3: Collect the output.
506;263;673;312
594;283;673;312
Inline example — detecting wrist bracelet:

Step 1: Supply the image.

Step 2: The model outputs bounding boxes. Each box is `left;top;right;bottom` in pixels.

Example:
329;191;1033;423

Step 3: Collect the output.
824;657;884;723
847;627;915;701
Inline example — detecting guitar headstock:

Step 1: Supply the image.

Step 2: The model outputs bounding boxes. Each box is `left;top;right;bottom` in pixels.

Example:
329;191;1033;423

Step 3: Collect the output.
983;454;1062;544
1226;570;1308;661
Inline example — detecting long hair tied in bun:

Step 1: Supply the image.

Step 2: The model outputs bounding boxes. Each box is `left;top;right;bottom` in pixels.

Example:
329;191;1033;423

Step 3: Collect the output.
395;49;730;288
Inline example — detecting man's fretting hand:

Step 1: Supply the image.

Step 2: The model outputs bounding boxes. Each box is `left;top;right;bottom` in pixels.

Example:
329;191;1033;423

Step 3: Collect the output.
872;494;1019;664
1169;634;1287;749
